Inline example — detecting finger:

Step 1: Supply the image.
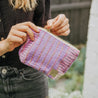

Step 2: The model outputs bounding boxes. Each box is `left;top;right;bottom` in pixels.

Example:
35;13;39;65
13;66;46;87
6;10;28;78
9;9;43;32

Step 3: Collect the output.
52;18;69;31
44;24;52;30
52;29;70;36
50;32;58;36
52;14;66;29
1;37;4;41
8;35;24;44
12;29;27;41
44;25;50;29
44;19;54;29
45;17;58;29
47;19;54;26
14;43;21;47
55;24;70;34
12;25;34;41
60;29;70;36
17;22;39;33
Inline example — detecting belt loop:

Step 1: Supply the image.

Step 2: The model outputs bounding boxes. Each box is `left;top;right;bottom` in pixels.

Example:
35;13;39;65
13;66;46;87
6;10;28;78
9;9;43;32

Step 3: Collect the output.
13;68;19;74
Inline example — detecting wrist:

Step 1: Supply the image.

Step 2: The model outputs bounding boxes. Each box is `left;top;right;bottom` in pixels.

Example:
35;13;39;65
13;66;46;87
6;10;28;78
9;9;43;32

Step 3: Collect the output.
0;39;9;56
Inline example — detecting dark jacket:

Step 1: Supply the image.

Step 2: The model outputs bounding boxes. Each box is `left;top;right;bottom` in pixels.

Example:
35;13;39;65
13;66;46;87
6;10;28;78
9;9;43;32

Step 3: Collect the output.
0;0;51;69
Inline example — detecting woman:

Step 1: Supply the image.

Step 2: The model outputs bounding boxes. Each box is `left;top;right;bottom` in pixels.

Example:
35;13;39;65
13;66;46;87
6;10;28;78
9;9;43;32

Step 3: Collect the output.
0;0;70;98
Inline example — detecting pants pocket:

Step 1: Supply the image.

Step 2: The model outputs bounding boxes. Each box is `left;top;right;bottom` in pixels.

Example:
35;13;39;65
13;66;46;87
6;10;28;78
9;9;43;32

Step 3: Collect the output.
20;67;45;81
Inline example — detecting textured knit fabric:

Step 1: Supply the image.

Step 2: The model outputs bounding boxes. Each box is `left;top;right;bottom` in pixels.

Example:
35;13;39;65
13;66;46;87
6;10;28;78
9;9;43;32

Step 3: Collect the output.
0;0;51;69
19;27;80;79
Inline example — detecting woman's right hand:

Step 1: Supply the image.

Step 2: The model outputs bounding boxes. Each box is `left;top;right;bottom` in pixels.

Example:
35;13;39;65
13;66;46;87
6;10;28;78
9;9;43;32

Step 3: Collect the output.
4;22;39;52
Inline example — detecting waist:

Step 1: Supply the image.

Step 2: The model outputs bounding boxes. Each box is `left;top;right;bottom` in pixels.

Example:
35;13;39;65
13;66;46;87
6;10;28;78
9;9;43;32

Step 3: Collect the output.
0;66;25;79
0;46;24;68
0;62;28;69
0;54;28;69
0;65;44;80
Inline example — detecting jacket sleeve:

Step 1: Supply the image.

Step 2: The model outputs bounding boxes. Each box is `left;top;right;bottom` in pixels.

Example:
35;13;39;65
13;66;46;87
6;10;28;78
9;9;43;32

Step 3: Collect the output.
33;0;51;27
44;0;51;24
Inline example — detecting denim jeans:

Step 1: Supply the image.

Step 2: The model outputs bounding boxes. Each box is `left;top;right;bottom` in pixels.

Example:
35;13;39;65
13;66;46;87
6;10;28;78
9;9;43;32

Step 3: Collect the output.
0;66;48;98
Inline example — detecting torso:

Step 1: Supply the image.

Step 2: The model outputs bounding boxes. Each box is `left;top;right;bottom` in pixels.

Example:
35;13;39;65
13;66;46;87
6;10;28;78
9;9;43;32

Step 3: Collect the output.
0;0;50;69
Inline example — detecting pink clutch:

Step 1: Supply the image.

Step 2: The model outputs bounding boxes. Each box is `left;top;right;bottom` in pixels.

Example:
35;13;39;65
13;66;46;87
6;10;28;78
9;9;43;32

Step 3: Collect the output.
19;27;80;80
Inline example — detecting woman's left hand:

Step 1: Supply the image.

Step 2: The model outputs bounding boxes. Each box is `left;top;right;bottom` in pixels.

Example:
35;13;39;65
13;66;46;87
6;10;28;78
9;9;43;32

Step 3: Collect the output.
45;14;70;36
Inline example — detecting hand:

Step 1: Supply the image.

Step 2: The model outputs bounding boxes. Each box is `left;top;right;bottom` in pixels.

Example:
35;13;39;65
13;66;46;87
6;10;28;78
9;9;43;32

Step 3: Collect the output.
5;22;39;52
45;14;70;36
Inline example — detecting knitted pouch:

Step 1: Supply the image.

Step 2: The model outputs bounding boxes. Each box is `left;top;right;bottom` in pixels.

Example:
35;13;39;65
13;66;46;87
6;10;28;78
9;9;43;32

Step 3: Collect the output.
19;27;80;80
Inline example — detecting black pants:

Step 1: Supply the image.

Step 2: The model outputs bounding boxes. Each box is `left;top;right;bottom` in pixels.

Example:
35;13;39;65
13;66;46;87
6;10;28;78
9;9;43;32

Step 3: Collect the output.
0;66;48;98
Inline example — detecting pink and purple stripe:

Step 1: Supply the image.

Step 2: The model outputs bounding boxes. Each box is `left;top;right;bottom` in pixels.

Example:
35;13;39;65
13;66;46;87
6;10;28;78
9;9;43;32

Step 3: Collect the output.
19;27;80;80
